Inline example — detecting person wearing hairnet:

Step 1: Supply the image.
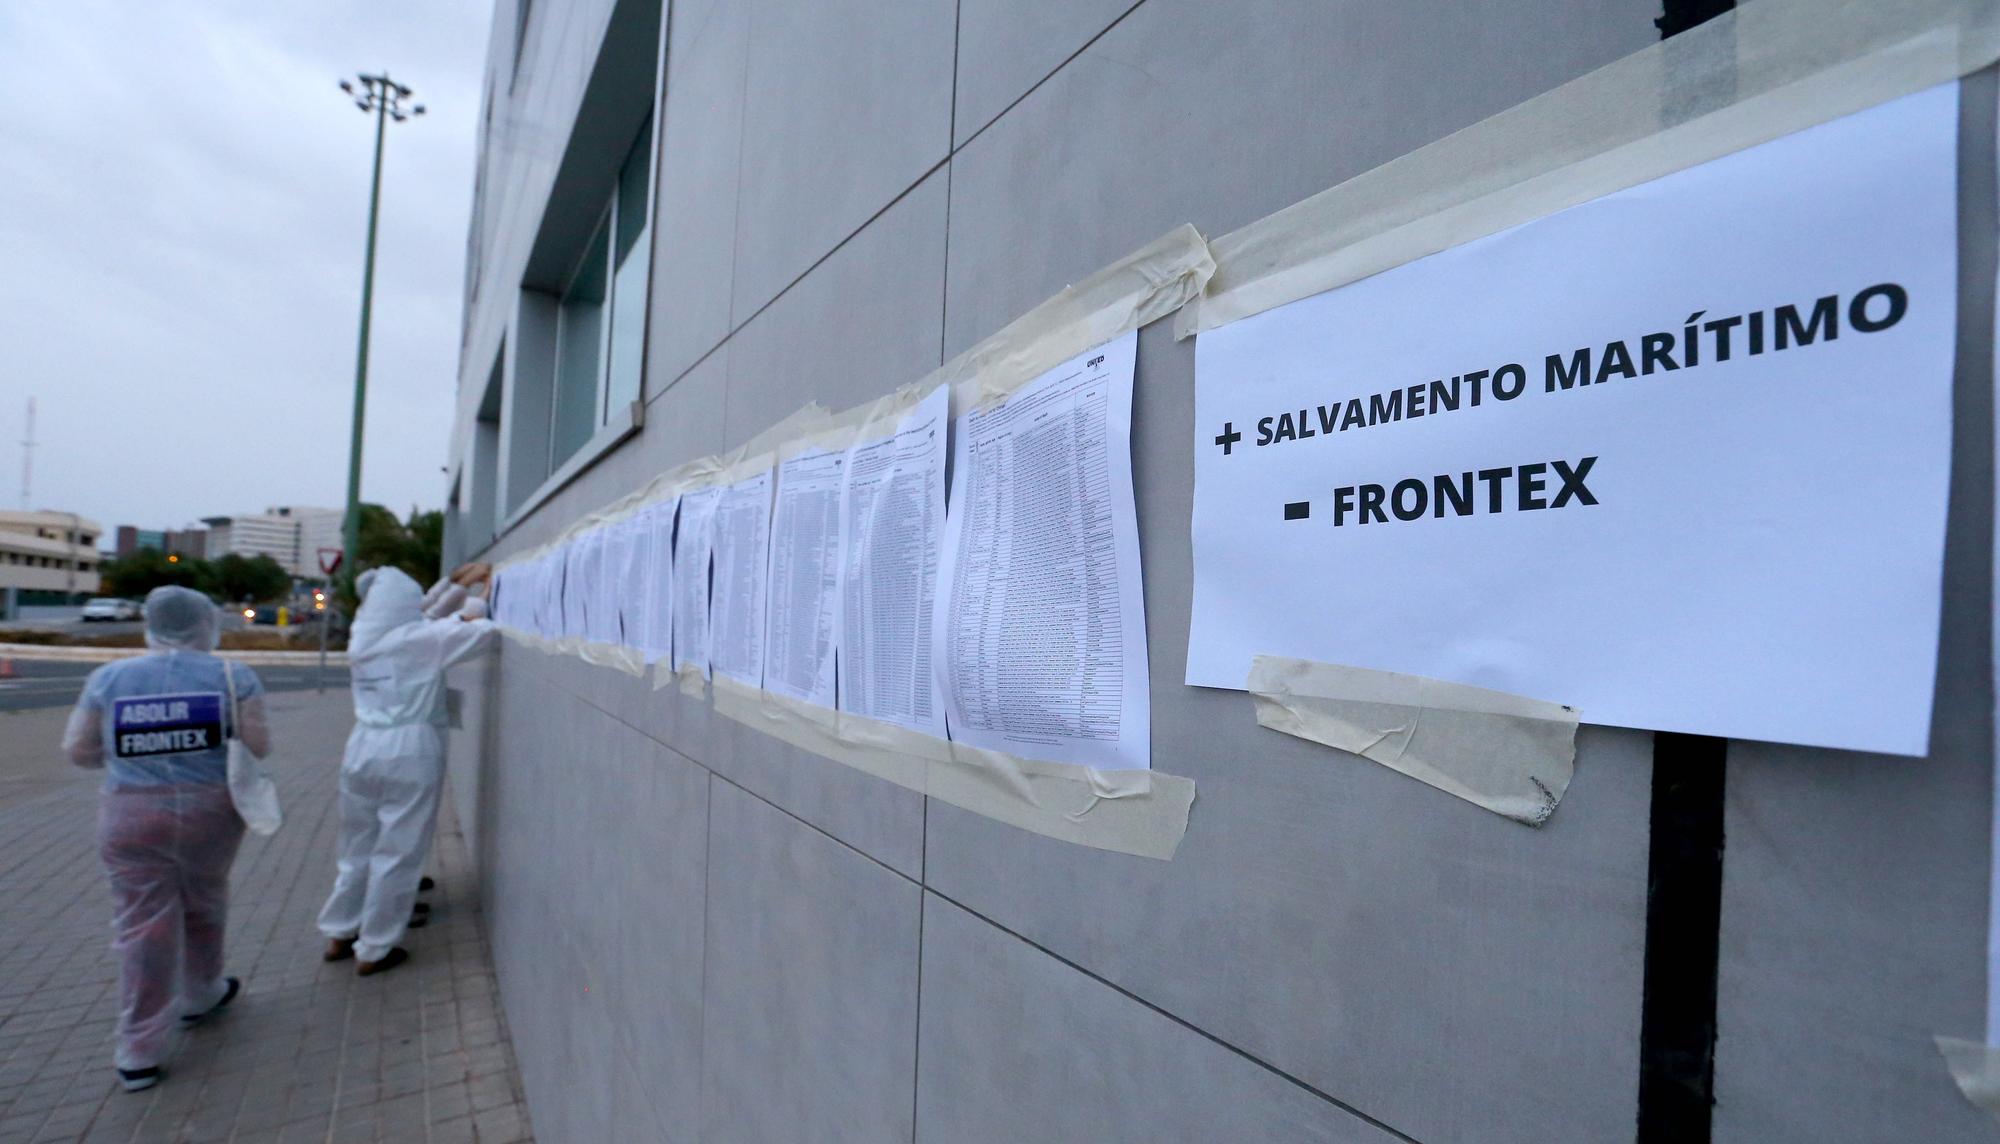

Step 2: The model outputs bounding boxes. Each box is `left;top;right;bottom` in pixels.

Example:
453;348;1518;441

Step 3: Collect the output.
62;586;271;1092
318;565;495;976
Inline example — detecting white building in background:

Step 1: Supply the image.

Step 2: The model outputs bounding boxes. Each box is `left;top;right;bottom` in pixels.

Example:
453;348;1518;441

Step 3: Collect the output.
286;507;345;576
0;510;102;610
200;506;343;578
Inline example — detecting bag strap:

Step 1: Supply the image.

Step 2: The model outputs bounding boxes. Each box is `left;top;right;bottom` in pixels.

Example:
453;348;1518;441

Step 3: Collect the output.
222;656;240;739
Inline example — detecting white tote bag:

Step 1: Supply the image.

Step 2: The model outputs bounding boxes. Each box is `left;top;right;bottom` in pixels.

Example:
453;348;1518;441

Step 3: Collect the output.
224;662;283;835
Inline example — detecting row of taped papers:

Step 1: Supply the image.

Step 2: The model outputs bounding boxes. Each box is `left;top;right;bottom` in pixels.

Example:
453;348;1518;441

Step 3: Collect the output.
839;384;949;736
765;445;844;706
935;330;1151;771
1185;81;1958;756
673;486;721;680
485;333;1152;770
710;469;773;687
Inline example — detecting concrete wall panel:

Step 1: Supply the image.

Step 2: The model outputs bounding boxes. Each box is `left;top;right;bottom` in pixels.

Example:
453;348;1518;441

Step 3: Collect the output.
482;665;710;1144
646;0;748;393
950;0;1133;146
729;0;955;319
724;169;948;451
700;781;921;1143
915;892;1404;1144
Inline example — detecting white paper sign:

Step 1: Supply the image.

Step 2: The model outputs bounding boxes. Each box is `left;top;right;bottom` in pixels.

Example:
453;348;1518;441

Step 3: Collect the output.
640;498;677;664
936;332;1152;770
711;468;774;687
765;447;845;707
1188;83;1958;756
673;487;721;678
839;384;949;736
561;538;587;641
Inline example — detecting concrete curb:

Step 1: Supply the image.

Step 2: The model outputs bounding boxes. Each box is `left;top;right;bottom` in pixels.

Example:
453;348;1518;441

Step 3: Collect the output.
0;643;349;666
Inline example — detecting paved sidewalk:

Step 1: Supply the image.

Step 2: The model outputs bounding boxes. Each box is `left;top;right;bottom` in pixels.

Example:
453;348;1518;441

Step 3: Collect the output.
0;688;536;1143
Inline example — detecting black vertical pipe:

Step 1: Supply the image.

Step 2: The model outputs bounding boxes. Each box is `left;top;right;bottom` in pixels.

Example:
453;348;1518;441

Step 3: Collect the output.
1637;733;1727;1141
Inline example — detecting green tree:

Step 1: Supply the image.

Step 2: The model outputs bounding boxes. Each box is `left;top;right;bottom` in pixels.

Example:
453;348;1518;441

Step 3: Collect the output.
98;549;205;598
207;553;292;603
336;504;446;612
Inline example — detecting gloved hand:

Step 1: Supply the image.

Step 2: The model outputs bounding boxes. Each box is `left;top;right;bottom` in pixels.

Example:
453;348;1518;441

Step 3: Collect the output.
423;583;469;621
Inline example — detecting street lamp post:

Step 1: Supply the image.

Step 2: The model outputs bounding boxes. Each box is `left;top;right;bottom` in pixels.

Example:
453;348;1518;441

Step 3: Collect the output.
337;72;424;588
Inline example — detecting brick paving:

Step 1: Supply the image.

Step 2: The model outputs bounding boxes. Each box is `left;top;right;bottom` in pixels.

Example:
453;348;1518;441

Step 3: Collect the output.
0;687;536;1143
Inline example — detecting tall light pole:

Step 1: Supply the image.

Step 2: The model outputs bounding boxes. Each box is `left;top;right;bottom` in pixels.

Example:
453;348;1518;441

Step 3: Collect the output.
337;72;424;587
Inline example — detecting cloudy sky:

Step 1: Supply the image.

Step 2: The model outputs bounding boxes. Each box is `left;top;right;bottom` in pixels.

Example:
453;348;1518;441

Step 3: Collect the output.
0;2;490;540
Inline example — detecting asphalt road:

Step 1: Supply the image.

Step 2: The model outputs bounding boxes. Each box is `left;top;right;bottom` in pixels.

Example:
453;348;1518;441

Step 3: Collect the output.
0;657;350;713
0;613;261;640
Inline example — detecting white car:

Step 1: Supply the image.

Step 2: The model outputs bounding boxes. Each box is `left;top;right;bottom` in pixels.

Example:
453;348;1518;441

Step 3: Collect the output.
80;598;143;622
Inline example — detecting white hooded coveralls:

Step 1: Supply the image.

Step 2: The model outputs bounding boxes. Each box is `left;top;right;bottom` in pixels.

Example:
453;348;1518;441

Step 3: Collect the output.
317;568;495;961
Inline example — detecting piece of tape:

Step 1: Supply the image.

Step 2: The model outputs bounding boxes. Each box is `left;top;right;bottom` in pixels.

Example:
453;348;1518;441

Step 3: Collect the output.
923;223;1212;413
710;677;1194;860
577;639;646;677
1248;655;1577;827
1179;0;2000;337
1936;1037;2000;1121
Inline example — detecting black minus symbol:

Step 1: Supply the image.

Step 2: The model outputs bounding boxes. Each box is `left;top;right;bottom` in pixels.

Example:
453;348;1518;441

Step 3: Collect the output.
1283;501;1311;521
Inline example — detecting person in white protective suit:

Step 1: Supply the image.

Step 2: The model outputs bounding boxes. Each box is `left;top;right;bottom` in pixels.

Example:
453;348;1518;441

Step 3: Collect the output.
62;586;272;1092
383;570;491;916
317;566;495;975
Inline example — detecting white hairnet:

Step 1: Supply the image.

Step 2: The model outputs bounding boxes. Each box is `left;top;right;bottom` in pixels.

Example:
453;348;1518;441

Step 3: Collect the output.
356;567;382;602
143;585;220;652
349;566;424;652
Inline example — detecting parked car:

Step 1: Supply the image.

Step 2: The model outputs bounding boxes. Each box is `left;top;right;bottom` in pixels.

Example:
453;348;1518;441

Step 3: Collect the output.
80;598;142;622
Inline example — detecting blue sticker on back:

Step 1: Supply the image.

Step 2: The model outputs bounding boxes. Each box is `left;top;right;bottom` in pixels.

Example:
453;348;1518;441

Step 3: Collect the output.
111;692;225;758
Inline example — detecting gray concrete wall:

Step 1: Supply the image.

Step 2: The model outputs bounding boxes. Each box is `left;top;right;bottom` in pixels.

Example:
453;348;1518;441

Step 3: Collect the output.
446;3;1996;1140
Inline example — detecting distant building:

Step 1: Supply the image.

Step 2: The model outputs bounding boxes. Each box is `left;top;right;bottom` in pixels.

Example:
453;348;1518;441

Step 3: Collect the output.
199;506;343;578
276;506;344;577
113;525;206;560
0;510;102;608
114;526;163;556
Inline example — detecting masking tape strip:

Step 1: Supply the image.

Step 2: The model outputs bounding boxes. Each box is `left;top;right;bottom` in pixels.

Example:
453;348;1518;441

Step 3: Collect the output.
1936;1037;2000;1121
1179;0;2000;337
710;677;1194;860
929;223;1213;412
577;640;646;677
1248;655;1577;827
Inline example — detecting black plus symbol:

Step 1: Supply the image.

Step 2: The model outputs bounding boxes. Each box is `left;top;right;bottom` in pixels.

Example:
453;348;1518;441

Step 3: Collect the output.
1214;422;1242;455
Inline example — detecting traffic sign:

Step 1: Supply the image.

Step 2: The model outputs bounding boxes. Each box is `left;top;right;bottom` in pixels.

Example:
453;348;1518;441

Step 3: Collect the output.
318;548;344;575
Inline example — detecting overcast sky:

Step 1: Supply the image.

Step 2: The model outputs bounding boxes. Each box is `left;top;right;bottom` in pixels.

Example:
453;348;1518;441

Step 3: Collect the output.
0;2;490;540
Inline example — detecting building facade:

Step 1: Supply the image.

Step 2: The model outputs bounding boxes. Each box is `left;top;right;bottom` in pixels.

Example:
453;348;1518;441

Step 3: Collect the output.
199;506;342;578
0;510;102;605
112;525;206;560
441;3;1996;1141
